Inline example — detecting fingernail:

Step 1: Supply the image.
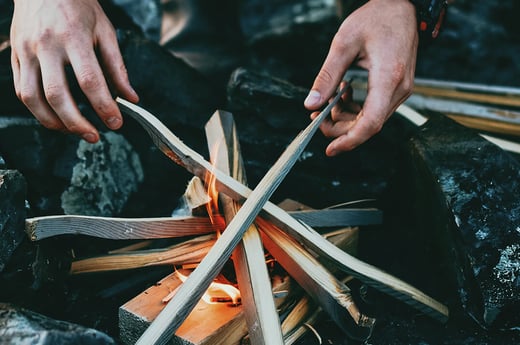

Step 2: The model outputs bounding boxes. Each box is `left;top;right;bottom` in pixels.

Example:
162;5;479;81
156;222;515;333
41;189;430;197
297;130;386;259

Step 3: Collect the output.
82;132;97;143
304;90;321;107
106;116;122;129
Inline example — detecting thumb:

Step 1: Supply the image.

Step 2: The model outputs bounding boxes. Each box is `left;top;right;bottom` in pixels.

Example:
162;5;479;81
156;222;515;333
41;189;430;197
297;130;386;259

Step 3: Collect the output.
304;37;358;110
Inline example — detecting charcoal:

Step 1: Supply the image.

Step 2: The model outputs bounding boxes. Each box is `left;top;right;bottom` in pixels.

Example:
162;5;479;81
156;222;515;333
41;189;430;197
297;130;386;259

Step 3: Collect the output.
408;115;520;329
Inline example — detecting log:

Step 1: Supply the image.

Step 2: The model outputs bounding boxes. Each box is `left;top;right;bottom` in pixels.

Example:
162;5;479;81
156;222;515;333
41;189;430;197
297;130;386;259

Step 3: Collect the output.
119;269;291;345
205;110;284;344
117;98;449;324
131;85;349;345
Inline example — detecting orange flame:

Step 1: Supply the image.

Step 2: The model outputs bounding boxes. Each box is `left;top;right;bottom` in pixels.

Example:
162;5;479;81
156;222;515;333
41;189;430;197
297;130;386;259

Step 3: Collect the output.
162;270;241;305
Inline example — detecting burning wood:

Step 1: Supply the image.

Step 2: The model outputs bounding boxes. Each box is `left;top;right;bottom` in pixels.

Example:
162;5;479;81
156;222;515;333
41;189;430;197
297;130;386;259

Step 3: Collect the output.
117;98;449;325
205;110;284;344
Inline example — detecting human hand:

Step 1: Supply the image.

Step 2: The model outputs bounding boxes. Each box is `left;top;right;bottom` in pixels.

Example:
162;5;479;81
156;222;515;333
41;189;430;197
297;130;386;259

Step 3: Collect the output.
10;0;139;143
305;0;418;155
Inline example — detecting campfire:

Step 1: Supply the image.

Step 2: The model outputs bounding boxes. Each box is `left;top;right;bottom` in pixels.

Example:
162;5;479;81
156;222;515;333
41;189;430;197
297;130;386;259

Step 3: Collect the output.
2;1;520;343
25;98;449;345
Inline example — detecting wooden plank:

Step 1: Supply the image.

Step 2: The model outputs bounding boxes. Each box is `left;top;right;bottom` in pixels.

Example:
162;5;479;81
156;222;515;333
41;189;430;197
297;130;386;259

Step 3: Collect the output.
289;208;382;227
70;234;215;274
205;110;283;345
119;270;291;345
119;269;245;345
25;214;223;241
131;85;349;345
117;98;449;324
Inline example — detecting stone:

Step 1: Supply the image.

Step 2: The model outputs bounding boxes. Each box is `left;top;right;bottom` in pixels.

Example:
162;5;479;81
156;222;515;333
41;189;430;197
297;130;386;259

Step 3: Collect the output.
61;132;144;216
0;169;26;272
407;115;520;330
0;303;115;345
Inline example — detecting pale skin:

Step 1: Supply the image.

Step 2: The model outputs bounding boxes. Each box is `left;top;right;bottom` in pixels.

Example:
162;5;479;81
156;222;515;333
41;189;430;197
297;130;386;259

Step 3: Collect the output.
304;0;418;155
11;0;417;151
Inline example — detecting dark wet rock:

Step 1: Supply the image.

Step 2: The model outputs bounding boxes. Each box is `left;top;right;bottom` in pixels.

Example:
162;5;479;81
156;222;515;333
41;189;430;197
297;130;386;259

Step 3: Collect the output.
61;132;143;216
407;115;520;329
0;170;26;272
226;67;416;207
0;303;115;345
0;123;143;218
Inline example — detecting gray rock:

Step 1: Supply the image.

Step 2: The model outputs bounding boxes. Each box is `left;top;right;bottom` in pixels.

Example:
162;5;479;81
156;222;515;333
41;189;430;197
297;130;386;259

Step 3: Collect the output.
0;303;115;345
0;170;26;272
61;132;143;216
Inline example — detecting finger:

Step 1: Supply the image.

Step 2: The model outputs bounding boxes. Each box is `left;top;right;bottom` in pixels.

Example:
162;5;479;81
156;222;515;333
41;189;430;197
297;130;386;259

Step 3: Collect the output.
327;69;396;153
66;39;123;130
96;24;139;103
38;51;99;142
11;50;21;95
17;55;66;131
304;34;358;110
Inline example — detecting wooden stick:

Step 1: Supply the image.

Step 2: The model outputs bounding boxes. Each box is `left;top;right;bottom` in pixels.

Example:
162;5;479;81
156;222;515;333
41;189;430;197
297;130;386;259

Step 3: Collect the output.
347;69;520;107
25;214;223;241
133;85;348;345
288;208;382;227
396;103;520;155
205;110;283;345
117;97;449;324
25;206;378;242
257;218;374;340
70;234;215;274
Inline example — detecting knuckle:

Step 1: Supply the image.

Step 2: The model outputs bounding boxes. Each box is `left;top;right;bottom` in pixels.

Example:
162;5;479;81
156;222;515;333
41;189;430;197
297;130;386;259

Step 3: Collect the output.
77;68;102;91
44;83;64;107
19;86;37;105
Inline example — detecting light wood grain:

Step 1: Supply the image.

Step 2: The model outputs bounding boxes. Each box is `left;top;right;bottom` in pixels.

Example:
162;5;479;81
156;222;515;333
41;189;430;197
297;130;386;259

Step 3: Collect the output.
117;97;449;325
25;214;223;241
206;110;283;345
132;85;348;345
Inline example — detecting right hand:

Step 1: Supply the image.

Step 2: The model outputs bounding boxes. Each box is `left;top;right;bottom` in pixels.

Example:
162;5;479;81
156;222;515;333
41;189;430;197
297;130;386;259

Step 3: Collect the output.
10;0;139;143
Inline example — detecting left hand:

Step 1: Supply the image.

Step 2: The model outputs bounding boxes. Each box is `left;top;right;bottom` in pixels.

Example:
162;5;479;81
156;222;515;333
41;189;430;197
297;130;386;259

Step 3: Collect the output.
304;0;418;155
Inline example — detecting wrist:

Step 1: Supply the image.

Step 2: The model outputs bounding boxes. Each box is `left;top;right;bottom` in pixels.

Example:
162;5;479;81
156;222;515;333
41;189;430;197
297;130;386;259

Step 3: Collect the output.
409;0;448;40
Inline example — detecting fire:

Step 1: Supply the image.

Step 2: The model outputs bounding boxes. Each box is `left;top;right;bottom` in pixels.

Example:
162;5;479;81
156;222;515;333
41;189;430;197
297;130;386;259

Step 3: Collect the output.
205;141;226;230
162;270;241;306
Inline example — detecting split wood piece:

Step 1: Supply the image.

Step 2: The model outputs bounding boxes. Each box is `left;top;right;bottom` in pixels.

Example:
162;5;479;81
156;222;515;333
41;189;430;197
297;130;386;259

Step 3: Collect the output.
70;234;215;274
25;214;224;241
348;74;520;137
25;204;379;242
131;85;349;345
119;269;291;345
117;98;449;324
348;70;520;108
206;110;284;345
396;103;520;154
258;218;375;340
